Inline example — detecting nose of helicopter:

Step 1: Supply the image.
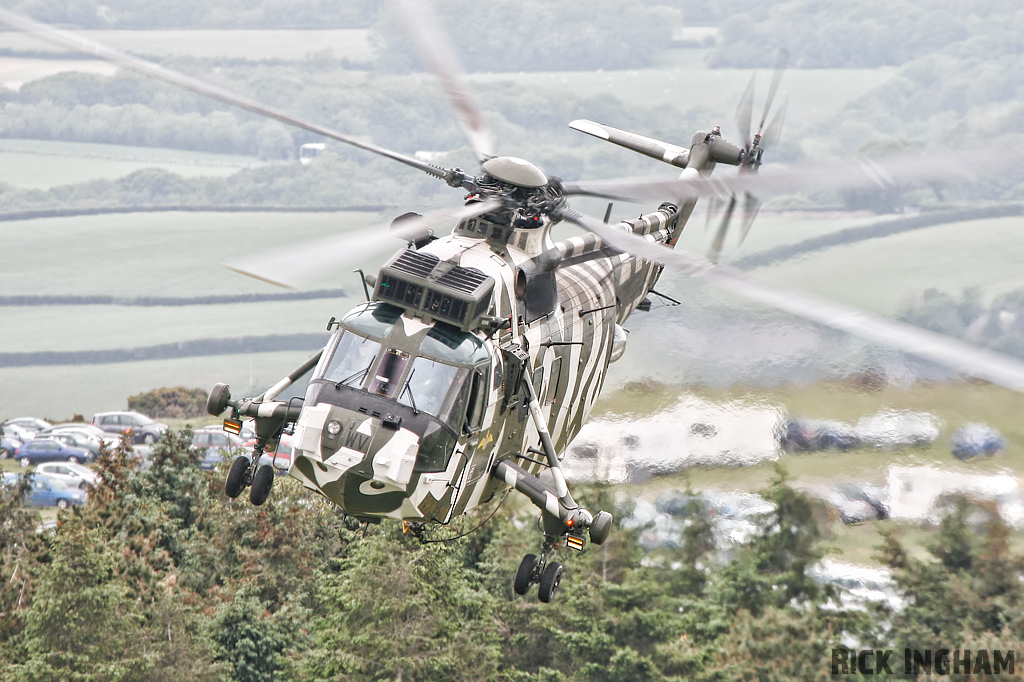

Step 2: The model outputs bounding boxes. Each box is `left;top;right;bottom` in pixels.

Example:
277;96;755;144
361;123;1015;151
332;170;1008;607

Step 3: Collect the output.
287;403;419;514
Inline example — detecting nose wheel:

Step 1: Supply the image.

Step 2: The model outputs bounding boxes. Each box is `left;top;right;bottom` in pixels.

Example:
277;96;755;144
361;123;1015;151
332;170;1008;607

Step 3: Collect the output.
512;532;567;603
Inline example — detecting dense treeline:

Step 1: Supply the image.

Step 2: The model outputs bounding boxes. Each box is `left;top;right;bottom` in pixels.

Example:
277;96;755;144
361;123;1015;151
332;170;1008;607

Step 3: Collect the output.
900;286;1024;360
127;386;212;419
2;436;1022;680
708;0;1023;68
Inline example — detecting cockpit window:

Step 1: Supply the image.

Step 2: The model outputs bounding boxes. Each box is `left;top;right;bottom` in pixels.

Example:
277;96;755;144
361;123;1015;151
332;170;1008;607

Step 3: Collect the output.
369;349;410;398
397;357;460;417
342;302;401;339
323;332;381;388
419;324;488;364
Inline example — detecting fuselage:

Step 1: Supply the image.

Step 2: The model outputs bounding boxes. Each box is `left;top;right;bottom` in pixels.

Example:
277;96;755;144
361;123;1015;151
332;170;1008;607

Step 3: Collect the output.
286;201;689;523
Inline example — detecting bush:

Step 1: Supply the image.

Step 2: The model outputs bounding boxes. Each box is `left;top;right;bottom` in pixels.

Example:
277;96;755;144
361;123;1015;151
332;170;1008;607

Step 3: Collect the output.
127;386;208;419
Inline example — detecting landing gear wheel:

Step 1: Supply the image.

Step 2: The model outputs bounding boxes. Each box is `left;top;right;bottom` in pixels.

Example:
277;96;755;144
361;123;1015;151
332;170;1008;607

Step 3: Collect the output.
590;510;613;545
225;456;249;499
514;553;539;596
538;561;563;603
249;465;274;506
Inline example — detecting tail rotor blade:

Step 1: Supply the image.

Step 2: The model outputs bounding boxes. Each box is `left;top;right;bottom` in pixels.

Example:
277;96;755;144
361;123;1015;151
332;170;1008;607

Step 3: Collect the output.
757;48;790;135
735;73;756;147
738;192;761;246
760;92;788;150
708;195;737;264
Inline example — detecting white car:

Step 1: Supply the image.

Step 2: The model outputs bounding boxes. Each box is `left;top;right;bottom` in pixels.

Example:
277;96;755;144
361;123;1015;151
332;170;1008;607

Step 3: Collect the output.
34;462;99;489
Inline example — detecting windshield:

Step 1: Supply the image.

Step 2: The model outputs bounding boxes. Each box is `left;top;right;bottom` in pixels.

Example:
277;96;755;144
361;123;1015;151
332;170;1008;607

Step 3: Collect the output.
322;332;382;388
398;357;460;417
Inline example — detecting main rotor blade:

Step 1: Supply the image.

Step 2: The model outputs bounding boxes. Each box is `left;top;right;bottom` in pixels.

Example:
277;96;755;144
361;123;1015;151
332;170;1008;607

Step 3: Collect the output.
757;48;790;135
226;199;501;289
735;73;756;147
562;145;1012;205
391;0;495;162
0;8;448;181
556;207;1024;394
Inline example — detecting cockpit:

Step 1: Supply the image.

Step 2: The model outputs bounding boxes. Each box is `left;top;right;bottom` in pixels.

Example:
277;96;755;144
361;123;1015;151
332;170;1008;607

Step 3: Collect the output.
307;302;491;472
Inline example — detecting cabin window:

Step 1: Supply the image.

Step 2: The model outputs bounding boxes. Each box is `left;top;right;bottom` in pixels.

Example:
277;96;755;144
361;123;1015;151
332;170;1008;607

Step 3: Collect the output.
322;332;381;388
466;369;486;430
532;366;545;404
369;349;410;398
548;357;562;405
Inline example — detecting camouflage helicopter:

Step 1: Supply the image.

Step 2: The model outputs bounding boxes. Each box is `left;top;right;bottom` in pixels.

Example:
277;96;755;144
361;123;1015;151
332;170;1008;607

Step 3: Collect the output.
6;3;1024;604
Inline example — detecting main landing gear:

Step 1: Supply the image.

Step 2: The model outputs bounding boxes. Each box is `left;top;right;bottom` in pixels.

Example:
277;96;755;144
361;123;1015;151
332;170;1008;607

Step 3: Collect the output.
495;458;613;603
224;444;276;506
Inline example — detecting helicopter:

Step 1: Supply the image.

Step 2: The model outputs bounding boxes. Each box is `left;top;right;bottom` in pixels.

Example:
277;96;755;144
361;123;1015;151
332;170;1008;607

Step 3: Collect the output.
5;2;1024;604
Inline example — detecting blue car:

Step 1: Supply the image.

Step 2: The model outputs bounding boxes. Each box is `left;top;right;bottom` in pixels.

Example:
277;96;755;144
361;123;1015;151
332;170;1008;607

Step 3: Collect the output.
0;435;22;459
15;437;94;467
2;473;88;510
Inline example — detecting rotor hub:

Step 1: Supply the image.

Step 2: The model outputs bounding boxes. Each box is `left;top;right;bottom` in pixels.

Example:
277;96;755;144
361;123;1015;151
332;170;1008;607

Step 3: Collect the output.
481;156;548;188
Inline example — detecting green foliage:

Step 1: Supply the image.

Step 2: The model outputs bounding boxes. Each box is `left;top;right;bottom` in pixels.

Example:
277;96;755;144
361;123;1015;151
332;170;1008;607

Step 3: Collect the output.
899;286;1024;360
128;385;209;419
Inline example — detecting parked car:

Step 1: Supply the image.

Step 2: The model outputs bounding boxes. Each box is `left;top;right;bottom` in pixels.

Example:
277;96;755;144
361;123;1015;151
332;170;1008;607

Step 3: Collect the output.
15;437;94;466
2;423;38;444
2;472;88;510
191;428;247;470
34;462;99;489
2;417;52;438
92;411;167;444
42;423;121;449
46;431;103;457
951;423;1006;460
0;434;22;459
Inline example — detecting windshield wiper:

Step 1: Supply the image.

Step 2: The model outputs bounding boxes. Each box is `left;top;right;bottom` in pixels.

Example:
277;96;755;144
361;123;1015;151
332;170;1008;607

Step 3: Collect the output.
399;369;419;414
335;364;371;390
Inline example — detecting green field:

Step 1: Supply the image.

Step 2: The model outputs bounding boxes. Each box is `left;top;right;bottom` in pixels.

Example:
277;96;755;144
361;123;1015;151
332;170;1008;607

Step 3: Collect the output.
0;210;388;297
747;215;1024;315
0;350;320;422
469;50;896;131
1;28;374;62
0;138;261;189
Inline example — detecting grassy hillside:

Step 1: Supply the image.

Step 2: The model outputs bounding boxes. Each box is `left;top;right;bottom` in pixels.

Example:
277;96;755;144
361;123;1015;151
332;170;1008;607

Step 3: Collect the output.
0;138;261;189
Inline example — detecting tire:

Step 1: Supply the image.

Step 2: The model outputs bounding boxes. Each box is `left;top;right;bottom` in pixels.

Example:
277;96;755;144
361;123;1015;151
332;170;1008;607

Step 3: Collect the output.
143;433;157;445
225;456;249;499
56;499;70;510
0;447;9;460
538;561;562;603
589;510;613;546
207;382;232;416
514;554;538;596
19;457;31;468
67;455;80;465
249;464;274;506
